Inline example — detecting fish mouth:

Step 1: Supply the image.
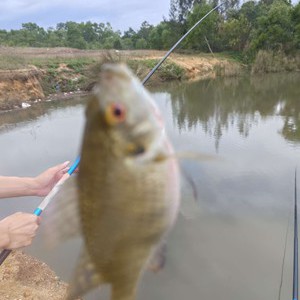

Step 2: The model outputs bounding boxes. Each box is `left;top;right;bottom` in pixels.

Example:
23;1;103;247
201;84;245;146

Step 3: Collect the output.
126;127;167;163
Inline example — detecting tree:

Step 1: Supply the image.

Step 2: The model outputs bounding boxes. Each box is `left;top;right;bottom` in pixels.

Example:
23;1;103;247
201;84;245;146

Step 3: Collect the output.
136;38;148;49
20;22;47;47
169;0;195;24
122;27;138;48
220;16;252;51
137;21;153;45
82;22;98;44
65;22;87;49
292;2;300;49
0;30;8;45
148;22;175;50
250;0;293;52
185;2;221;51
220;1;261;52
121;38;134;49
46;27;65;47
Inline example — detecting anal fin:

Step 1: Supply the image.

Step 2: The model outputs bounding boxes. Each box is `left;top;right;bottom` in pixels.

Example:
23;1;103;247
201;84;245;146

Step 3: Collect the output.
66;248;103;300
147;241;167;273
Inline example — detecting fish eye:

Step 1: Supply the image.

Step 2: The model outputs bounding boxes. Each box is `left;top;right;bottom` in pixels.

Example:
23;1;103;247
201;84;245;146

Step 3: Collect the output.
112;104;124;117
105;103;126;125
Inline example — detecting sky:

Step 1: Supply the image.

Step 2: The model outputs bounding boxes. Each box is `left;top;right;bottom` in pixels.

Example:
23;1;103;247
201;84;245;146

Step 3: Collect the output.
0;0;171;32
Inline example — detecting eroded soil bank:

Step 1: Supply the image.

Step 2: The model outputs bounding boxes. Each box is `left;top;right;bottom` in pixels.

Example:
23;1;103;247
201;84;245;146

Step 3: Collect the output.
0;68;45;110
0;251;77;300
0;47;244;110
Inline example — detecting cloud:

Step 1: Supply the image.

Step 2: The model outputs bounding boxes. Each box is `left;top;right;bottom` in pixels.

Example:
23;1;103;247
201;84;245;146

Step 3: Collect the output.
0;0;170;31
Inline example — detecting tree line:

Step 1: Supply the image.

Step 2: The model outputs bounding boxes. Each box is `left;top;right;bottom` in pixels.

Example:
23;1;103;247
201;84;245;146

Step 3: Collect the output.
0;0;299;61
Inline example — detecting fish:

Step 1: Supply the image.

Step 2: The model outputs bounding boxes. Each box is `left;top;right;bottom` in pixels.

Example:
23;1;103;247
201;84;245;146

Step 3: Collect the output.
45;63;180;300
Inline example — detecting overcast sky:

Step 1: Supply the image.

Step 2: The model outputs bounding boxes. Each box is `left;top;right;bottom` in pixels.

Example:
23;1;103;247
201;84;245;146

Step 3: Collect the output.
0;0;171;32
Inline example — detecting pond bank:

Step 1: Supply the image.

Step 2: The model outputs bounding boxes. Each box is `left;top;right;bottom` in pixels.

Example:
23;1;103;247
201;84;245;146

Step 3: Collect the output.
0;47;244;110
0;251;78;300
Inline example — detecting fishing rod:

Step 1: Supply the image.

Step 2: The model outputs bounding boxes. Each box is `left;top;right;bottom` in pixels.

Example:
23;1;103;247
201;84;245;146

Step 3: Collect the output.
142;2;223;85
293;169;298;300
0;157;80;265
0;2;222;266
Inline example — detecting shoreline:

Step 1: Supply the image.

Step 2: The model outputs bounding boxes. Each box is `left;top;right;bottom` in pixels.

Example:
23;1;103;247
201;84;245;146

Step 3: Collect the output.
0;251;72;300
0;48;245;111
0;90;89;113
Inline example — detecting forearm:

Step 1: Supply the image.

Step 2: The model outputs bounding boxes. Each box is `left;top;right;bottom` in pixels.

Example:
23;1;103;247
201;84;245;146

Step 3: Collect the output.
0;176;38;198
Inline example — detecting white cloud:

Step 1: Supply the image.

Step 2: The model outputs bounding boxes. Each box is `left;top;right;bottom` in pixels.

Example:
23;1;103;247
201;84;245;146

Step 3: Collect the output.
0;0;170;31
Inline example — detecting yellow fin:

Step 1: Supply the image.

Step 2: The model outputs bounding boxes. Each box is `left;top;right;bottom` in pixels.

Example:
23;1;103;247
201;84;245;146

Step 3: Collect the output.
147;241;167;273
42;176;81;248
66;248;103;300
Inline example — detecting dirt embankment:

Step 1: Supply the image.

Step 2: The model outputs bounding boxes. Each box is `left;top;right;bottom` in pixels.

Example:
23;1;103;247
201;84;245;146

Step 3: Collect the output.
0;251;72;300
0;68;45;110
0;47;244;111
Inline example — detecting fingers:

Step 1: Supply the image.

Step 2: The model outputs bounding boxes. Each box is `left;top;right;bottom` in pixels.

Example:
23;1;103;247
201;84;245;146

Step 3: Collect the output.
55;160;80;175
3;212;41;249
62;161;79;174
54;161;70;174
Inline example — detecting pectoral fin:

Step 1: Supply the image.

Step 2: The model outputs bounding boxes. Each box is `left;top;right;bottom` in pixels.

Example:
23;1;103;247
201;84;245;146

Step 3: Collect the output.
42;176;81;247
66;248;103;300
147;241;167;273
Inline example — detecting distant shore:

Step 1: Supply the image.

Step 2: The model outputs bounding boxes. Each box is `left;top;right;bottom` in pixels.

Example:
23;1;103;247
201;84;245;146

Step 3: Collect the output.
0;47;244;111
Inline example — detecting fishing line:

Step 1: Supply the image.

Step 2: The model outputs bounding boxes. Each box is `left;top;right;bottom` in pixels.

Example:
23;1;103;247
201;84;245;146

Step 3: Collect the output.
278;169;298;300
293;168;298;300
278;193;293;300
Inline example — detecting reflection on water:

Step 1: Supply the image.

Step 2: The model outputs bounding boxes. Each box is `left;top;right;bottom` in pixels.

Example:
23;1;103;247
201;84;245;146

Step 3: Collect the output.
0;73;300;300
0;96;86;134
166;73;300;149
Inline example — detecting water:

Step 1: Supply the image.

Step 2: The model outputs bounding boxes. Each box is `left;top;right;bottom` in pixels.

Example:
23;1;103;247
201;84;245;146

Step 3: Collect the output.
1;73;300;299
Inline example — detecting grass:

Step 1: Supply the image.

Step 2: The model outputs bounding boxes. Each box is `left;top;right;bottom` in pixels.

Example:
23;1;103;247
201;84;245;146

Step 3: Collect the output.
66;58;96;73
0;49;247;97
127;59;185;81
0;55;27;70
252;50;300;74
22;57;96;95
215;51;246;64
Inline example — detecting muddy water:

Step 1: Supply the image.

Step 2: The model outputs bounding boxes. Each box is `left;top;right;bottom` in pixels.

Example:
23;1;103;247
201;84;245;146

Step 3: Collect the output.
1;73;300;300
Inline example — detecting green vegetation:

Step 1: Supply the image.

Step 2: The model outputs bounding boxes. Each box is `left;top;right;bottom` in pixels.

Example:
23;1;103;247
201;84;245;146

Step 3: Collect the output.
0;54;187;96
127;59;185;81
251;50;300;73
37;58;95;94
0;55;27;70
0;0;299;64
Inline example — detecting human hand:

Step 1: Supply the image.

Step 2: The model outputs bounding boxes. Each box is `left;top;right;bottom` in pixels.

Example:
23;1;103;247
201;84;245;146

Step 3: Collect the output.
33;161;71;197
0;212;41;249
